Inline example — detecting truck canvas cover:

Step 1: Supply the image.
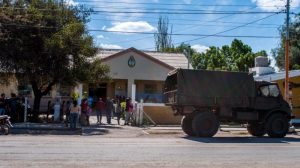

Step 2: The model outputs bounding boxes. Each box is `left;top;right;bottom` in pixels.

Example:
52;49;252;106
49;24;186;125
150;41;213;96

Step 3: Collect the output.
170;69;256;107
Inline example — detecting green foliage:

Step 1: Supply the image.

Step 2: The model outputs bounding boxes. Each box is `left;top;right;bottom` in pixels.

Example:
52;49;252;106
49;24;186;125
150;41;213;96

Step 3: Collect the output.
163;43;196;56
191;39;267;72
272;14;300;70
0;0;109;115
154;16;173;51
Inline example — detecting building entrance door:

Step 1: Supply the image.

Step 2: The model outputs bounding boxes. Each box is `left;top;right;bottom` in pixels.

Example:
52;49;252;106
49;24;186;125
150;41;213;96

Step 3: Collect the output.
89;83;107;100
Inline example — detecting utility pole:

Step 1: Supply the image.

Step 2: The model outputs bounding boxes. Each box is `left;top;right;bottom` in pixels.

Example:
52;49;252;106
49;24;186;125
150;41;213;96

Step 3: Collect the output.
188;45;191;69
285;0;290;101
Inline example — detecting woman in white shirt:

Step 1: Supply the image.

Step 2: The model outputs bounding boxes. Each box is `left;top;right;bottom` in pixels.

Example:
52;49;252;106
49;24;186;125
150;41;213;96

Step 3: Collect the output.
69;100;81;129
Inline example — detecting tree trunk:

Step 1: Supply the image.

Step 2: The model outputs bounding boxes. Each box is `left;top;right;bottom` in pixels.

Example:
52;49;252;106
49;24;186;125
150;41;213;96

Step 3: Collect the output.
31;80;42;122
33;94;42;122
31;80;56;122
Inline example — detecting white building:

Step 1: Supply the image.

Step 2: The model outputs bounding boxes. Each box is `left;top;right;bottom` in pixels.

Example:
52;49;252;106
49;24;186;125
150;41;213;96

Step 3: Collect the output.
86;47;189;103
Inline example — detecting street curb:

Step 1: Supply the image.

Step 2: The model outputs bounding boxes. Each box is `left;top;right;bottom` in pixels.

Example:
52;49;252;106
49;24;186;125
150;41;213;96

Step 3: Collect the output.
12;127;75;131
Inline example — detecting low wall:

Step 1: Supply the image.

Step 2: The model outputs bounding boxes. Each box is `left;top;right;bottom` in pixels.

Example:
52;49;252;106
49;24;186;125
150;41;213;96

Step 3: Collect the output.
142;103;182;125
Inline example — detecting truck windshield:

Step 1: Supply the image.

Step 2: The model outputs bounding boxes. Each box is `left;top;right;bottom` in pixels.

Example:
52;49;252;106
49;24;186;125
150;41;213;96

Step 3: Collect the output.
260;85;280;97
164;74;177;92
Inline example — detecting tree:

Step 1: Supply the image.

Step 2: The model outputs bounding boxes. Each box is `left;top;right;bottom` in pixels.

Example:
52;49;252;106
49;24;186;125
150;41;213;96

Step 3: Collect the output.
272;14;300;70
191;39;268;72
154;16;173;51
0;0;109;120
162;43;195;55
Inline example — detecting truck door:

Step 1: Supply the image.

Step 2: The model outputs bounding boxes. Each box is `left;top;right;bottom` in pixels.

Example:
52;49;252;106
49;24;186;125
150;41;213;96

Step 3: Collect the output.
255;84;281;110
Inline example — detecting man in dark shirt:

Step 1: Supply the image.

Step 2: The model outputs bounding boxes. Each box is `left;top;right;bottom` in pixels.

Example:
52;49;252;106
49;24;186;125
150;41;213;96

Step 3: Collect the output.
105;98;114;124
0;93;7;115
96;98;105;124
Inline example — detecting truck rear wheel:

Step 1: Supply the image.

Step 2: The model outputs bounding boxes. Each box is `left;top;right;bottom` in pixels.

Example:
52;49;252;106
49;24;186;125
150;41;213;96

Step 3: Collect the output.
266;113;289;138
181;115;195;136
247;123;265;137
192;112;219;137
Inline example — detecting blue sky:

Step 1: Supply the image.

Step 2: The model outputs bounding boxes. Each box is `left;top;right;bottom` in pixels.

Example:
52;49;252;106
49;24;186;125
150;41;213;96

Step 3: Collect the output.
70;0;300;55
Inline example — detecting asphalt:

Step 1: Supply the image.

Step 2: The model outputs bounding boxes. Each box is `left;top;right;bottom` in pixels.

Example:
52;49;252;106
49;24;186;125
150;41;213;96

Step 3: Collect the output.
8;115;300;137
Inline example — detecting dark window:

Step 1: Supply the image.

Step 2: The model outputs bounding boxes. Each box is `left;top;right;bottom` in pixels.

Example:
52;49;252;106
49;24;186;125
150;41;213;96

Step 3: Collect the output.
144;84;157;94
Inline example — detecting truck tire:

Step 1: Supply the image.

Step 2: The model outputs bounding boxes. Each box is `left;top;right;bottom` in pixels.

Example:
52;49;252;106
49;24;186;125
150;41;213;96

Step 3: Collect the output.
265;113;289;138
192;112;219;137
181;115;195;136
247;123;265;137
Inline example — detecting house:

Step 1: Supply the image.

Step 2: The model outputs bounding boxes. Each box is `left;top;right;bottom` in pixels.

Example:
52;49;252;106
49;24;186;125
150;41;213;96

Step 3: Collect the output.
88;47;190;103
86;47;190;124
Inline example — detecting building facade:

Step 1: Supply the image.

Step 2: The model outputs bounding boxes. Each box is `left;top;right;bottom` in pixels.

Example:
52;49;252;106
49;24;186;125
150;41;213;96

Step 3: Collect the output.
87;47;189;103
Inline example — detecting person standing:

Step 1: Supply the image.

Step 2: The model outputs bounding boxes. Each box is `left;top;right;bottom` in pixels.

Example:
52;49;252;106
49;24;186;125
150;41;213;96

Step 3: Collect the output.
53;98;61;123
115;99;122;125
60;100;65;122
0;93;7;115
95;98;105;124
125;98;134;125
64;100;71;127
9;93;17;122
69;100;80;129
86;105;92;126
105;97;114;124
80;98;88;126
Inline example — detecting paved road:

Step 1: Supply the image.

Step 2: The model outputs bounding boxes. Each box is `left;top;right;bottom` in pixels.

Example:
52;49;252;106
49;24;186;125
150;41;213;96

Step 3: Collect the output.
1;133;300;168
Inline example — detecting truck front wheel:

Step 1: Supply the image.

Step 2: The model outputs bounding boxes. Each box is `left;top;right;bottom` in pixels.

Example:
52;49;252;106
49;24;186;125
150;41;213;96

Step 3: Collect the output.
181;115;195;136
247;122;265;137
266;113;289;138
192;112;219;137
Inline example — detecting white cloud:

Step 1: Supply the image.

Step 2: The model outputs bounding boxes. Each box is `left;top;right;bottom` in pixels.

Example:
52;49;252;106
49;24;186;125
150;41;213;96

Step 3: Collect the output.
107;21;156;33
252;0;300;11
192;44;209;53
100;43;123;49
64;0;78;6
96;35;105;39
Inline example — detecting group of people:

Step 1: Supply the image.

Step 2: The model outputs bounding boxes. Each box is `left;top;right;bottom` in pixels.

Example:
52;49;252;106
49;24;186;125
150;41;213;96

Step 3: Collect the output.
67;96;134;129
0;93;28;122
95;97;134;125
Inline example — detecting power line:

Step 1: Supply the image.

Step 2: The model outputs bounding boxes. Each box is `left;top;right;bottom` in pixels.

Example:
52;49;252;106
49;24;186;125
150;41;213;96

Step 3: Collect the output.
0;23;57;29
73;0;285;8
143;12;281;50
90;18;279;28
0;22;279;36
91;14;281;26
0;6;284;14
86;6;281;12
89;29;280;38
91;10;283;15
106;6;260;45
91;16;282;26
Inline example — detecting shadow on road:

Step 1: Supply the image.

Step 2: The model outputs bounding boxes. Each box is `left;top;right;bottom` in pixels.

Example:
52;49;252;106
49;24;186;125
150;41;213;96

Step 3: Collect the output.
183;136;300;143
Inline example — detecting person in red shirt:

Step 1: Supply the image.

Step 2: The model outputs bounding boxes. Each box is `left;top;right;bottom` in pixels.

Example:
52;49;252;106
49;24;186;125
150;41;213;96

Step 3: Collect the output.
125;98;134;125
96;98;105;124
81;99;88;126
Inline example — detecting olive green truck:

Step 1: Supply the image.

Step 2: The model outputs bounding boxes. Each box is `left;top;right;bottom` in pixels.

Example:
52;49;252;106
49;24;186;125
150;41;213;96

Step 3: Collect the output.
164;69;292;138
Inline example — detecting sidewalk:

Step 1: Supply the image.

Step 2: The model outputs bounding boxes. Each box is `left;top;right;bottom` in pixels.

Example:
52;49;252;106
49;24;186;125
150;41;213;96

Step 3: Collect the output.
11;115;141;136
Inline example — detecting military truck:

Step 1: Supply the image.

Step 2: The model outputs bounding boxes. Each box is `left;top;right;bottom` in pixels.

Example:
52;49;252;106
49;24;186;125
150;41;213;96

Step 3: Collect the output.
164;69;292;138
